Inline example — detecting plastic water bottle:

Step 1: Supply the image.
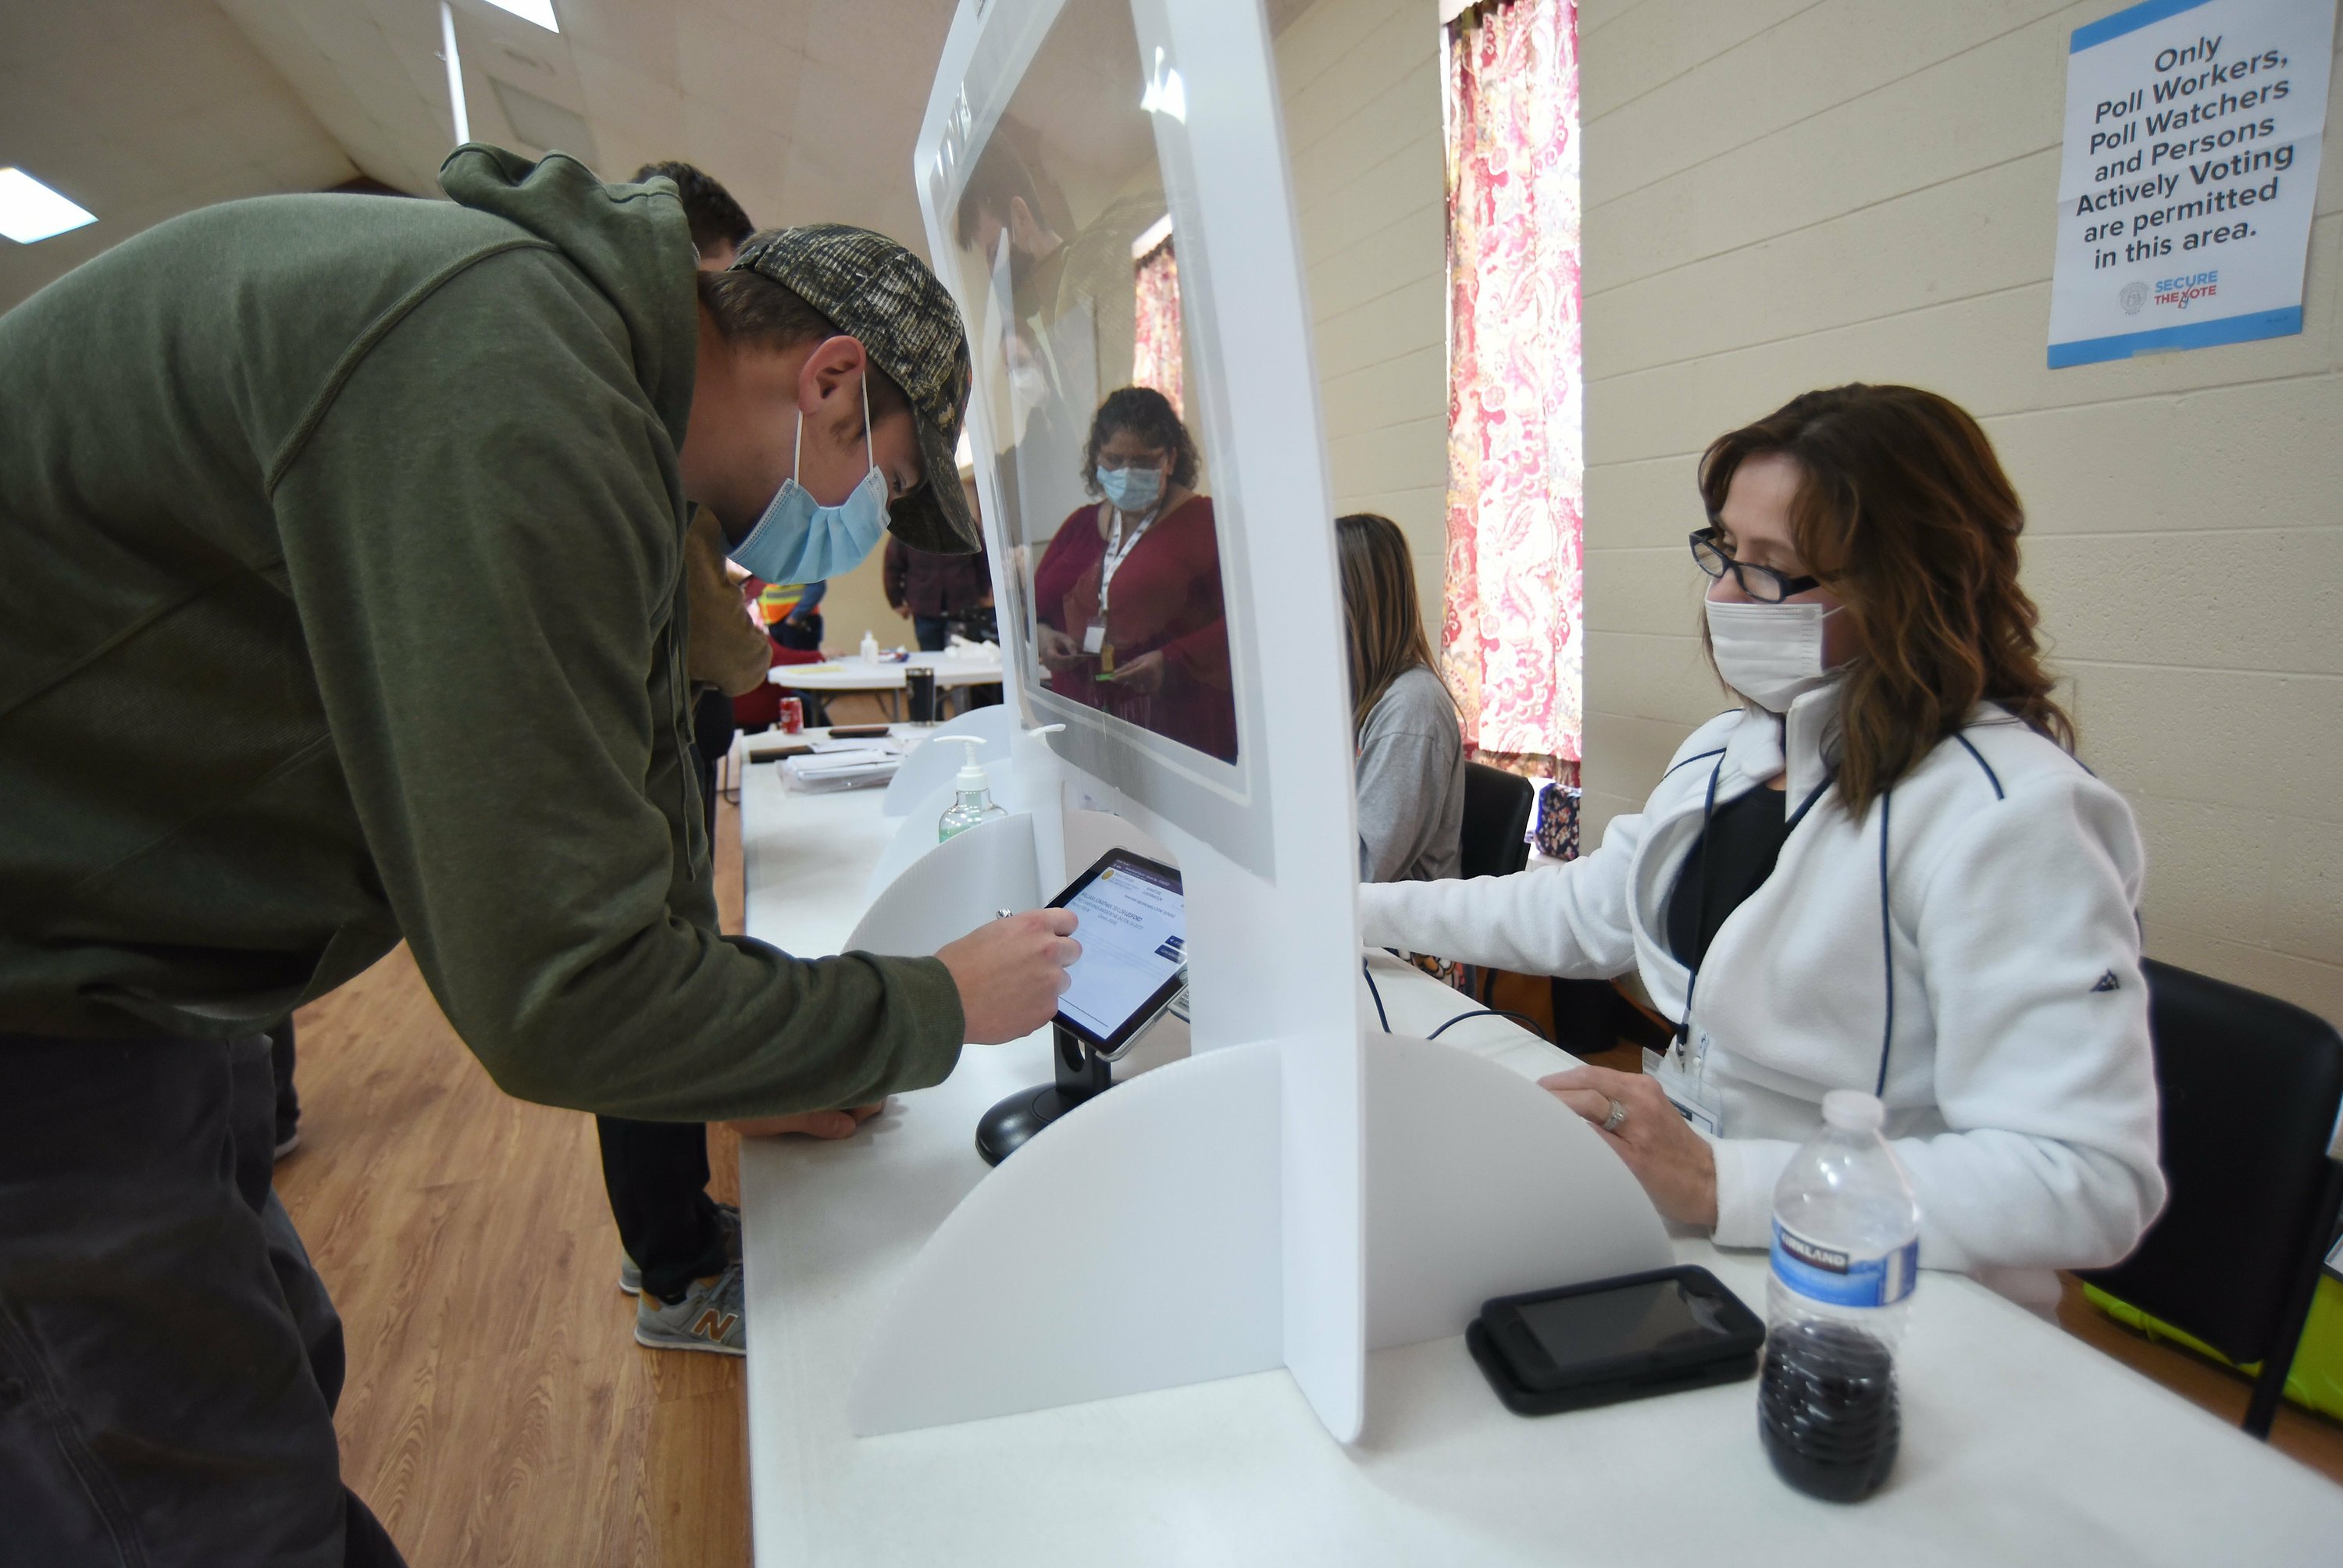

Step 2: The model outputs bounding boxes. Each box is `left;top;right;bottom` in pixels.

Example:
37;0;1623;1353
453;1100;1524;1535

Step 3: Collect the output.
858;629;879;663
1757;1089;1919;1503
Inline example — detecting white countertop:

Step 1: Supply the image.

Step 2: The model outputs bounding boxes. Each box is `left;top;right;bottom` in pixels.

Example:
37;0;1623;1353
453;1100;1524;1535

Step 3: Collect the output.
736;769;2343;1566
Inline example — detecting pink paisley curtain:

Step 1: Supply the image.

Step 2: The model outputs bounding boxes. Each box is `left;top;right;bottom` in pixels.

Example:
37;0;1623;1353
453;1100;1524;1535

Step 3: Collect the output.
1132;235;1184;418
1443;0;1582;784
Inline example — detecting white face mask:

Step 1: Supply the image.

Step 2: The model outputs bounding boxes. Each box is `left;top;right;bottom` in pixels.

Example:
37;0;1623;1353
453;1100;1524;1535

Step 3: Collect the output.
1706;597;1838;712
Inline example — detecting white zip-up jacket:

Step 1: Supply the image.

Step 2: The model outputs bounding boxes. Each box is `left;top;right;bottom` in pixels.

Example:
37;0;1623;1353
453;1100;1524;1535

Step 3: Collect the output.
1361;687;2166;1307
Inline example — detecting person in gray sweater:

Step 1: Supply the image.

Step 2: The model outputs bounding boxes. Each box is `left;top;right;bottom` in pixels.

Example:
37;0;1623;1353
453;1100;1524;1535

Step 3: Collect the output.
1338;513;1466;882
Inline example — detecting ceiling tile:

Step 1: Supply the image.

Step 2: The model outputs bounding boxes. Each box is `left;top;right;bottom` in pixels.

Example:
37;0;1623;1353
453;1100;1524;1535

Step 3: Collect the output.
558;0;682;87
797;0;951;74
676;12;804;139
572;42;687;141
681;93;793;208
0;0;359;312
685;0;812;57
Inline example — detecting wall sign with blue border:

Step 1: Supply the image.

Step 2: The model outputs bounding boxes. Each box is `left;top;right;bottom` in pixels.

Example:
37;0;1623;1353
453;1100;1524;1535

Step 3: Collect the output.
2049;0;2337;368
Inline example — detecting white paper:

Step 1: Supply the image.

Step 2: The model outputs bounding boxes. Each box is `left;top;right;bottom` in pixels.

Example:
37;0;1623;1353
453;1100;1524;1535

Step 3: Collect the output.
808;736;905;755
2049;0;2336;366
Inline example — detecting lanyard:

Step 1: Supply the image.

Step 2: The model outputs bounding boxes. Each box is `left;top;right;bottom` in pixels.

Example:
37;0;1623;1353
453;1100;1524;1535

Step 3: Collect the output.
1098;504;1159;622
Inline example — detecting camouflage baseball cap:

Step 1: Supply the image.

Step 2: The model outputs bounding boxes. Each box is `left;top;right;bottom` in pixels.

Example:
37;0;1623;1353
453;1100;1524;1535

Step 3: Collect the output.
730;224;979;555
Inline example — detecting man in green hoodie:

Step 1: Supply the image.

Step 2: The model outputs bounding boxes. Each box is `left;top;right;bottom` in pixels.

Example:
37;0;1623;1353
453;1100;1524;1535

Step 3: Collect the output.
0;146;1077;1566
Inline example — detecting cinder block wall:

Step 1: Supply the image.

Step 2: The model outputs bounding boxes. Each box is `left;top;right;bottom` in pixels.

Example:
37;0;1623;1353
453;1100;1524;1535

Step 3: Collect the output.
1277;0;1451;636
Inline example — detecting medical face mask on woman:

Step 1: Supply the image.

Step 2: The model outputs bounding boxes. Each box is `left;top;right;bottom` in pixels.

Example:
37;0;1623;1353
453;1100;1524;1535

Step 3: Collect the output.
1097;463;1162;515
728;375;890;586
1706;597;1840;712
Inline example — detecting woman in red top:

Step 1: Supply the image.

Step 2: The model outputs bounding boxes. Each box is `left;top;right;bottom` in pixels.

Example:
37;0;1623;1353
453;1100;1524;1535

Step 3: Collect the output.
1032;387;1236;761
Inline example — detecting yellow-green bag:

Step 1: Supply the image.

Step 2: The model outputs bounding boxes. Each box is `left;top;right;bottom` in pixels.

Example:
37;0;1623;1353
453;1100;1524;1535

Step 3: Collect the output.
2084;1274;2343;1421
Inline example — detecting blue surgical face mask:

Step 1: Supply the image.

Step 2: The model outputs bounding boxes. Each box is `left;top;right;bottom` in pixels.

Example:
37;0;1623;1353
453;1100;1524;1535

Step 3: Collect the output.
1097;462;1162;515
728;375;890;586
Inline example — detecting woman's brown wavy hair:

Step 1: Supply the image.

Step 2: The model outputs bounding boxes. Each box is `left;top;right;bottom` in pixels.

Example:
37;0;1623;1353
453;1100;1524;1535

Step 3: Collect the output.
1697;384;2074;811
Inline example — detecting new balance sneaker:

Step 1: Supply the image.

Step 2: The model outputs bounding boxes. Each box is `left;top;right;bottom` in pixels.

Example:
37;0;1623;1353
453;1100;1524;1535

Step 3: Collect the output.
618;1202;741;1296
634;1263;746;1356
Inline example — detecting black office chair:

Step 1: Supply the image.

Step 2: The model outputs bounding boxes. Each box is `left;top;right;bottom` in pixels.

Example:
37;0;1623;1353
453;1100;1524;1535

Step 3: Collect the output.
1457;763;1535;1003
2077;959;2343;1438
1459;762;1535;882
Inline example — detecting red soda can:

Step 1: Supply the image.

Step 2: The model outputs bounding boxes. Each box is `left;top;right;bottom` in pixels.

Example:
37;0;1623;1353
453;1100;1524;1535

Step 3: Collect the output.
778;696;804;735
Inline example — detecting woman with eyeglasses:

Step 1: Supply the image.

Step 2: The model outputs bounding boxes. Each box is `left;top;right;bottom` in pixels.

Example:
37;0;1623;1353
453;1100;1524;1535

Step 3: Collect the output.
1361;384;2163;1313
1032;386;1236;761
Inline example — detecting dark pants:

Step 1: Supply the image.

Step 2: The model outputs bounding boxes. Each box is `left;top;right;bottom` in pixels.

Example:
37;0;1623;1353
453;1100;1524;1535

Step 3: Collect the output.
0;1032;403;1567
593;1119;726;1303
269;1016;300;1141
773;614;822;652
912;614;953;652
594;690;740;1308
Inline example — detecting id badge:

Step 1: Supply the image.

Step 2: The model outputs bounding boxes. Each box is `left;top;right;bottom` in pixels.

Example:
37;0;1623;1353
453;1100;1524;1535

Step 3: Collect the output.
1082;624;1105;655
1644;1036;1723;1137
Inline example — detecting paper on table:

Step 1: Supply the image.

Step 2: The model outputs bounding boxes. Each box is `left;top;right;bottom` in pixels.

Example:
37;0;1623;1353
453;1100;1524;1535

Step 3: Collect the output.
808;736;905;754
783;750;900;792
790;747;900;774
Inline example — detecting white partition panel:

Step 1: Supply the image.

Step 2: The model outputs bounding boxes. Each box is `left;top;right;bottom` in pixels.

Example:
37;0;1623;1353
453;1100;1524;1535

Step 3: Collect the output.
1364;1035;1671;1349
847;1030;1669;1434
844;811;1043;960
849;1042;1284;1436
893;0;1364;1444
881;705;1016;817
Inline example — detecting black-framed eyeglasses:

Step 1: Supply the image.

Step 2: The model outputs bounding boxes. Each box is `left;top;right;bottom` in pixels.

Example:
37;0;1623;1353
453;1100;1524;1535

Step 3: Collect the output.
1689;527;1821;604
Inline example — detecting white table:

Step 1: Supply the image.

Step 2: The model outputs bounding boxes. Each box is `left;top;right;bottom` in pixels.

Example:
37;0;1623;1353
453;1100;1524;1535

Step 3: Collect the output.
766;649;1004;721
736;772;2343;1566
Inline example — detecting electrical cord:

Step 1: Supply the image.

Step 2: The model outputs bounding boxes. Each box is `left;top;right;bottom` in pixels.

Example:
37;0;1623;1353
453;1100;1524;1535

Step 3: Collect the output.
1363;954;1550;1044
1428;1007;1552;1043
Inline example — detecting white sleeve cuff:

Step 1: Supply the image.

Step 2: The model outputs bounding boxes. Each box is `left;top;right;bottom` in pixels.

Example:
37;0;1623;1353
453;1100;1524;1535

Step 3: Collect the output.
1357;880;1403;950
1709;1136;1800;1251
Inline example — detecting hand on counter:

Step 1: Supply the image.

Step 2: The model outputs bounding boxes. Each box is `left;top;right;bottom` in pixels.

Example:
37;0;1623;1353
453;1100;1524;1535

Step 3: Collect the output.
939;909;1082;1043
728;1102;887;1140
1540;1065;1718;1228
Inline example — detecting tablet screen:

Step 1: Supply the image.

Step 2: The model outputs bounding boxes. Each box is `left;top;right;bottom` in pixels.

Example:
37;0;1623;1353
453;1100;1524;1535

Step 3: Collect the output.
1051;851;1186;1052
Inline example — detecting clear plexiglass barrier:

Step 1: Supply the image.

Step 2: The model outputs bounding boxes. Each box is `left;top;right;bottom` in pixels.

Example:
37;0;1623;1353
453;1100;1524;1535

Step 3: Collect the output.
942;2;1239;768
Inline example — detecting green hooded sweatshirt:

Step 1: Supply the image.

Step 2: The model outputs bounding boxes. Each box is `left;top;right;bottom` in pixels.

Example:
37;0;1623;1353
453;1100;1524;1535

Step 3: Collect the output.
0;146;964;1120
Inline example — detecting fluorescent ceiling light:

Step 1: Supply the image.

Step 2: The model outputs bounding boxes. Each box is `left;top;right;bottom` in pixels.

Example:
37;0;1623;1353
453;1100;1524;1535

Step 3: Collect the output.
440;3;471;144
481;0;559;30
0;168;96;244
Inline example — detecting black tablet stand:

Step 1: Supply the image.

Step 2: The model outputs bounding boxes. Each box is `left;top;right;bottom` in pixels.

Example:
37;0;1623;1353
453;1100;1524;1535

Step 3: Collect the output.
975;1023;1113;1166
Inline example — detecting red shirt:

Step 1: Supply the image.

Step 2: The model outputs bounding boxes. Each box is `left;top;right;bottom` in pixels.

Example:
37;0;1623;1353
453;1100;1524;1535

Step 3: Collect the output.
1031;495;1236;762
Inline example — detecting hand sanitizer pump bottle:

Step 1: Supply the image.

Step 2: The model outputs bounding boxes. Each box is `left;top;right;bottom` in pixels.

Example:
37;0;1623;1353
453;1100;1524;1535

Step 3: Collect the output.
937;737;1008;843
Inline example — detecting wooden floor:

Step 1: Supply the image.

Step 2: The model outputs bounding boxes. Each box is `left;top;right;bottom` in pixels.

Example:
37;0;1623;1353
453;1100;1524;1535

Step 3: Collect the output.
273;786;761;1566
276;723;2338;1565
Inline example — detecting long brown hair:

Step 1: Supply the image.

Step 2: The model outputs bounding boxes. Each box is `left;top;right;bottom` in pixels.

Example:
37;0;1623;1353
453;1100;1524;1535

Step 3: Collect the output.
1697;384;2074;811
1336;513;1450;734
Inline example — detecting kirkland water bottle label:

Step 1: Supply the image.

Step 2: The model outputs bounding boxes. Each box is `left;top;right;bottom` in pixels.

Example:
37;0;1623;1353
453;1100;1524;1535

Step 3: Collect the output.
1771;1221;1917;1309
